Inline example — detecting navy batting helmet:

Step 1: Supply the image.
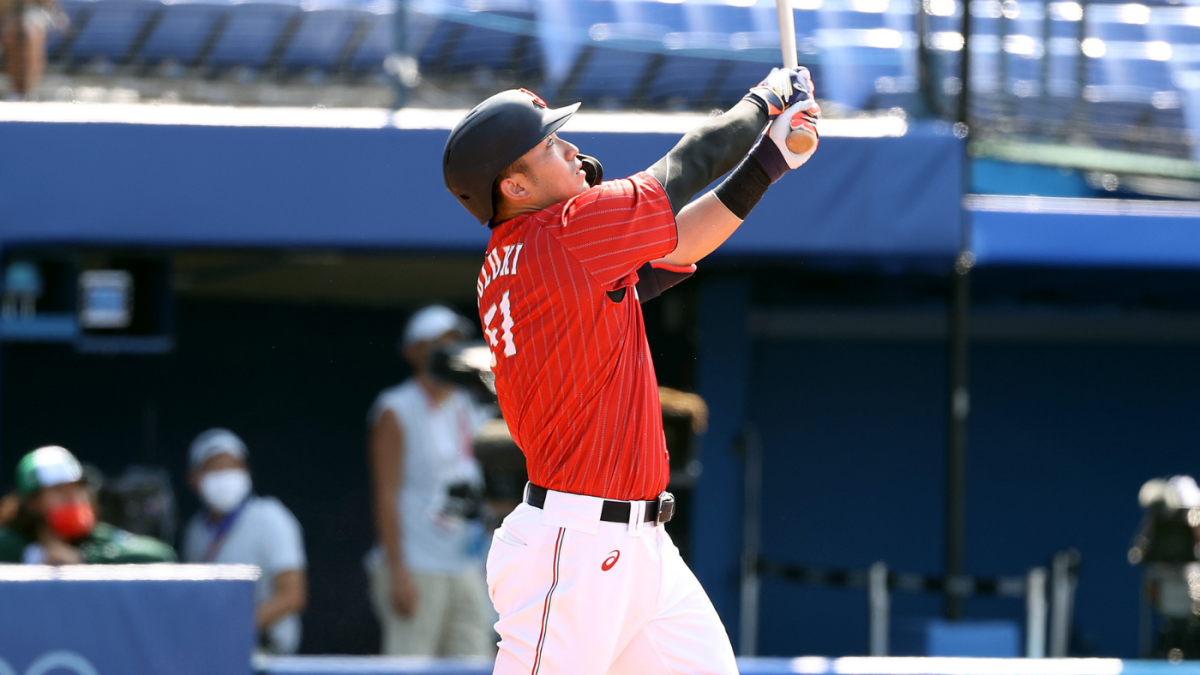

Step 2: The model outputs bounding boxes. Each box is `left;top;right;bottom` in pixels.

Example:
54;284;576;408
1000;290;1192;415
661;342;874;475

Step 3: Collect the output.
443;88;580;225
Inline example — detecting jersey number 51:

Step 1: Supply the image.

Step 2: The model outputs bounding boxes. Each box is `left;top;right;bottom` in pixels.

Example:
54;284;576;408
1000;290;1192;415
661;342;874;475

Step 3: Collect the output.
482;291;516;367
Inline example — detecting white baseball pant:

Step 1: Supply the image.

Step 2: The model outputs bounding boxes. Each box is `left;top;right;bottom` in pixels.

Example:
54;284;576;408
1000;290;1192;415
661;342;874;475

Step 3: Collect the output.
486;487;739;674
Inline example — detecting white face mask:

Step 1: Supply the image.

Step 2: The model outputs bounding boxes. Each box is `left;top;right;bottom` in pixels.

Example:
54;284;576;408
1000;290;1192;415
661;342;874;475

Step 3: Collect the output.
199;469;252;513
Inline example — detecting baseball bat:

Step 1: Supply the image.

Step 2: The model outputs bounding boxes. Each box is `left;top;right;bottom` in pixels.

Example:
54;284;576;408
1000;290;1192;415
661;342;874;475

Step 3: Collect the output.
775;0;818;154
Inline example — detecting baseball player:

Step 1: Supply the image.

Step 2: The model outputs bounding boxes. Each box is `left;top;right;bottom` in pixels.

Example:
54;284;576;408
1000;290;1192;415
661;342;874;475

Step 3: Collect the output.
443;69;818;674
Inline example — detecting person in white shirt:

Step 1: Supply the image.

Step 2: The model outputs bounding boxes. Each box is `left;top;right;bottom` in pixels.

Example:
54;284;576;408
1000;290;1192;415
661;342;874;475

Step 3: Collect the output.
183;428;308;654
366;305;492;656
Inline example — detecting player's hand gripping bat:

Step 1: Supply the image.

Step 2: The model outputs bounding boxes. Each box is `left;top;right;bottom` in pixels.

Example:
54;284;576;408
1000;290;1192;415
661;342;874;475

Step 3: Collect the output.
774;0;819;154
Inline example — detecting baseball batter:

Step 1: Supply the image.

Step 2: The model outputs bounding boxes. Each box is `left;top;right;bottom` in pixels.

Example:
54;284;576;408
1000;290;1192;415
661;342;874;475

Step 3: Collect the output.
443;69;819;674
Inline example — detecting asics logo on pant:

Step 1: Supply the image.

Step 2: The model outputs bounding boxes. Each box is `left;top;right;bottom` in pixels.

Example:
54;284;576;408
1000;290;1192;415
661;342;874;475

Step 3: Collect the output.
602;550;620;571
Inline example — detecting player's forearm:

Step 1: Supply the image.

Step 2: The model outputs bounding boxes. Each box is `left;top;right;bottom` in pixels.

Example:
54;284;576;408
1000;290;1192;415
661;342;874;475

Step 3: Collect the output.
658;193;743;267
647;99;767;215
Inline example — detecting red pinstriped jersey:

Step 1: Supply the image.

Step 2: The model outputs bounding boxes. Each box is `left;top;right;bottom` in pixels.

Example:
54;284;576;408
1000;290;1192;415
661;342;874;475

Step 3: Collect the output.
476;172;678;501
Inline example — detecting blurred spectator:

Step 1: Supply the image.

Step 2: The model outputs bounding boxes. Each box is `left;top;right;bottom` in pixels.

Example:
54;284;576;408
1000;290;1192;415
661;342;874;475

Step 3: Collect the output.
0;446;177;564
366;305;492;657
183;428;307;654
0;492;16;527
0;0;60;100
1132;475;1200;658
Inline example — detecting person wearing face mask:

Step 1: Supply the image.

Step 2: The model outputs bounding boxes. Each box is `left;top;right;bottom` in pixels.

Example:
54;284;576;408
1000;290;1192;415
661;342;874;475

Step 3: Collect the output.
365;304;493;657
0;445;176;564
181;428;308;654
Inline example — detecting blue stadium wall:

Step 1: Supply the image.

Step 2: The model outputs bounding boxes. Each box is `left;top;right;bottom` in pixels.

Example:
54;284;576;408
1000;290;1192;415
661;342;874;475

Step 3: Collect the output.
694;277;1200;658
3;118;1200;658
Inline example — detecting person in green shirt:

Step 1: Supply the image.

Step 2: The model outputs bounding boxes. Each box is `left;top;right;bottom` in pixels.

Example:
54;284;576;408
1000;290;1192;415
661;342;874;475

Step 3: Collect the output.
0;445;177;564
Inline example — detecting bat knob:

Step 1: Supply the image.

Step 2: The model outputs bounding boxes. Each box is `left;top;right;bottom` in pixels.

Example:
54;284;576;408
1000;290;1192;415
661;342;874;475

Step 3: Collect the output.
786;127;818;154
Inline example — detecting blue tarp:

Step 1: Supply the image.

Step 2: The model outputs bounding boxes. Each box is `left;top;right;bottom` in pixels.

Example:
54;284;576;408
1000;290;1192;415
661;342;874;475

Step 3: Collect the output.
10;116;1199;269
969;196;1200;268
0;567;255;675
0;120;962;260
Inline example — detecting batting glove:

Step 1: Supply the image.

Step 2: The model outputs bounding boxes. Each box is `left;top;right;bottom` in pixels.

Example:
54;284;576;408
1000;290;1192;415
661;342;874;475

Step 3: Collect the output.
745;66;816;119
746;100;820;183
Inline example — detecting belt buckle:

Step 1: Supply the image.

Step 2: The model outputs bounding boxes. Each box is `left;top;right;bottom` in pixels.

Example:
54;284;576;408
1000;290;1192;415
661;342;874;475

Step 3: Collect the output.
656;491;675;525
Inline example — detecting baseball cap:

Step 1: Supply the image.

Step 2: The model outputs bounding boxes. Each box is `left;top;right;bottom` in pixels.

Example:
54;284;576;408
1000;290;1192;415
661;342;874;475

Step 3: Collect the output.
189;428;248;470
15;446;84;496
403;305;473;347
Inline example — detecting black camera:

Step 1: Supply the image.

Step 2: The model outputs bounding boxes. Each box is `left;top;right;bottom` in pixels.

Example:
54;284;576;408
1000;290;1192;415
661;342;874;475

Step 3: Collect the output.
442;480;484;521
428;340;497;404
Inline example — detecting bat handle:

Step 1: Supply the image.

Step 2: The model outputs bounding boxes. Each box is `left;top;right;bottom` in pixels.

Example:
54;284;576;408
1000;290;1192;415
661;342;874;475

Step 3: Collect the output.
776;0;799;70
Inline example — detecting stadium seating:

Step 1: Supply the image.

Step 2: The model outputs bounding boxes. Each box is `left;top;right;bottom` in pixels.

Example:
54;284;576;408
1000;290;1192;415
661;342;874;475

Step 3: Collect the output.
815;0;915;111
347;10;393;71
647;3;761;107
414;0;538;74
65;0;160;65
205;1;301;70
31;0;1200;153
719;6;817;104
279;8;367;71
138;1;230;66
48;0;98;58
534;0;649;104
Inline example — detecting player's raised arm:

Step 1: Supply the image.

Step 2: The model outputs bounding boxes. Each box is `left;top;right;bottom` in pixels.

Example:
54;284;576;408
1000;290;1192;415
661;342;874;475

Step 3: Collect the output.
647;67;813;214
650;69;820;268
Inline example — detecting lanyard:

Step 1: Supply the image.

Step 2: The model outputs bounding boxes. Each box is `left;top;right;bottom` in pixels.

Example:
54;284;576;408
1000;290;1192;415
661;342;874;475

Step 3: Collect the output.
202;497;250;563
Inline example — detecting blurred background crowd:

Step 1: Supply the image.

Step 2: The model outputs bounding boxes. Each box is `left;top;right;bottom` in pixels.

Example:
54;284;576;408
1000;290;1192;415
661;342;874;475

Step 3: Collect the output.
0;302;706;658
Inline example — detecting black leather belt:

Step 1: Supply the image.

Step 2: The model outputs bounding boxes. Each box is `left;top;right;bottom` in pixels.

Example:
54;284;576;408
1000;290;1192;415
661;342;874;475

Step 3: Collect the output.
525;484;676;525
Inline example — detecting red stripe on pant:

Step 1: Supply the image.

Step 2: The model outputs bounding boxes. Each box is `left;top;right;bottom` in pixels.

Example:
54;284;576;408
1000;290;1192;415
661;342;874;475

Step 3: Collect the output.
531;528;566;675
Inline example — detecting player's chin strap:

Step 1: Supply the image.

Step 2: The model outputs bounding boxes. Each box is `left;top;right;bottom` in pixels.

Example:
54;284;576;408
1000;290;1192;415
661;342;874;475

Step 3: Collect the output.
579;154;604;187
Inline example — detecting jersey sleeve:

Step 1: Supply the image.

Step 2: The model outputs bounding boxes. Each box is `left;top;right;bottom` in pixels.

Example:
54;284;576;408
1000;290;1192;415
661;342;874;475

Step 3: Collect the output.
558;172;678;291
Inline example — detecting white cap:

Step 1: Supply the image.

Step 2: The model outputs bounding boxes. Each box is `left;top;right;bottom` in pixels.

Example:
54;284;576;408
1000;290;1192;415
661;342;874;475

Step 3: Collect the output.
189;428;248;470
403;305;472;347
1171;475;1200;508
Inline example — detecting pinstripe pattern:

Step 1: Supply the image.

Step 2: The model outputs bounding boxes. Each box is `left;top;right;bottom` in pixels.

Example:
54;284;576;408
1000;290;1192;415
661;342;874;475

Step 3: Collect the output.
531;527;566;675
476;172;676;501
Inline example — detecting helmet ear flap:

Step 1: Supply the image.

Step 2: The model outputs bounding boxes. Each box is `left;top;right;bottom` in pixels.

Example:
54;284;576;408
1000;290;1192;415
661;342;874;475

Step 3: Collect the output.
579;154;604;187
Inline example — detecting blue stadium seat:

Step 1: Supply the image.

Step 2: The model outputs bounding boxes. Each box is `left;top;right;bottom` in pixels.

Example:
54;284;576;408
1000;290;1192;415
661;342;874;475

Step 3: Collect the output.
347;10;392;71
48;0;97;58
279;8;366;70
413;0;537;74
535;0;680;104
612;0;684;32
815;2;914;111
646;3;760;107
1086;10;1167;105
720;7;818;106
139;1;231;65
206;2;301;69
1000;6;1044;100
65;0;160;64
1043;7;1080;99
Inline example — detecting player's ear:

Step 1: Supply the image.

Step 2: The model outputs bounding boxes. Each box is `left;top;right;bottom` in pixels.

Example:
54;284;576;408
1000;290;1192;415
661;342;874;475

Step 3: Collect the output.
498;175;533;203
